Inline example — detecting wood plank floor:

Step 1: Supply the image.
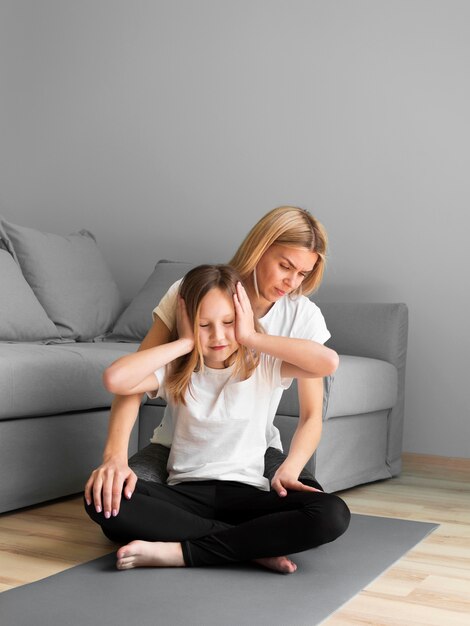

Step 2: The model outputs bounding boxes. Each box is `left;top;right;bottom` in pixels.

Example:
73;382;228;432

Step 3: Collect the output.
1;453;469;625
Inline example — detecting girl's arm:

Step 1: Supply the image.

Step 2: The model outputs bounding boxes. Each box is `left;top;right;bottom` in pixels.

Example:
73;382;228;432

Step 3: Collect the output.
102;298;194;396
234;283;339;377
103;337;192;396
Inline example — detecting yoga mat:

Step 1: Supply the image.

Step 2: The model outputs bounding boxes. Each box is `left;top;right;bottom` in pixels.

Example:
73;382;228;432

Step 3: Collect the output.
1;514;437;626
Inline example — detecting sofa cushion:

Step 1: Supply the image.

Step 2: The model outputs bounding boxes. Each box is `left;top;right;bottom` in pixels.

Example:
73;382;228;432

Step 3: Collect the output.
0;218;124;341
109;260;196;342
277;355;398;420
0;343;138;419
0;248;61;342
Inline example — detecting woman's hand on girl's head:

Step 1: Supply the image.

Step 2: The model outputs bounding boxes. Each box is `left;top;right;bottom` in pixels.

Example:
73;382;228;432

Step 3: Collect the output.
233;282;257;347
176;296;195;348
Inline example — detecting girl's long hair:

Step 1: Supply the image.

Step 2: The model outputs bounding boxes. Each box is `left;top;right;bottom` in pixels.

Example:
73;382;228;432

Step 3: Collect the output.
229;206;328;296
165;264;263;406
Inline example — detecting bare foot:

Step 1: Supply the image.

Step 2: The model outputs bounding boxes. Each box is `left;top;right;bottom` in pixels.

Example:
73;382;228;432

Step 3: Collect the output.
254;556;297;574
116;540;185;570
116;541;296;574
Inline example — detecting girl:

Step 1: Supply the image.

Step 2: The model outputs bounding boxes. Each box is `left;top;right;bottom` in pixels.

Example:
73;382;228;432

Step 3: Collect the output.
85;265;350;573
85;207;336;525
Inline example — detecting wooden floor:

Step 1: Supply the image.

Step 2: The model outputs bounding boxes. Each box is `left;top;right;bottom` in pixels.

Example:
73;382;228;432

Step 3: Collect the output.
1;453;469;625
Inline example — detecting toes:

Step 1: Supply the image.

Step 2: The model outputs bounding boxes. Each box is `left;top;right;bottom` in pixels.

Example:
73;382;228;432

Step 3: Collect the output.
253;556;297;574
117;557;135;570
117;541;140;561
280;557;297;574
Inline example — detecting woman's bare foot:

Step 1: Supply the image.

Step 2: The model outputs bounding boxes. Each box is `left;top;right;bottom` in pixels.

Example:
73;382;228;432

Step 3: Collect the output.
254;556;297;574
116;540;185;570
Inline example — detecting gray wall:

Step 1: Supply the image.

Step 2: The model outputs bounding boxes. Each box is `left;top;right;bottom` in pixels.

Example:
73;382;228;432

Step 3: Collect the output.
1;1;469;458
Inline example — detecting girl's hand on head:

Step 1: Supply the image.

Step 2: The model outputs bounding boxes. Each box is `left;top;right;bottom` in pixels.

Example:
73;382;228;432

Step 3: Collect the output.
176;296;195;348
233;282;257;347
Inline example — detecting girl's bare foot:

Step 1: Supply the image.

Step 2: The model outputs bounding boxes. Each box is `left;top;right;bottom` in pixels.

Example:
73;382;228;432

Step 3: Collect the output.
116;541;296;574
116;540;185;570
254;556;297;574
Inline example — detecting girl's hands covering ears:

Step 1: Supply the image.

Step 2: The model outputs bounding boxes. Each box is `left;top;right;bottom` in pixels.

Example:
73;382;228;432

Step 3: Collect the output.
233;282;257;346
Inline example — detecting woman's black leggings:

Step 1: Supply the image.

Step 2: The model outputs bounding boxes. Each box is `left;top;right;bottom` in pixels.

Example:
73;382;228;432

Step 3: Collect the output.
85;478;350;567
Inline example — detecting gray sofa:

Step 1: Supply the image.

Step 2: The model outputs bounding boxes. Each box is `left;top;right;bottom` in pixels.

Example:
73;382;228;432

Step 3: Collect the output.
0;219;408;513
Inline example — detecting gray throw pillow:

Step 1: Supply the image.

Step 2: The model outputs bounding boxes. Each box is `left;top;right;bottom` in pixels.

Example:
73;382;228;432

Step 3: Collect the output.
110;260;196;342
0;247;61;342
0;218;124;341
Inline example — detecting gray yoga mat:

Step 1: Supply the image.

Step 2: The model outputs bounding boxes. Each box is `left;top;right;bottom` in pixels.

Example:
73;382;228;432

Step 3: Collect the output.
1;514;437;626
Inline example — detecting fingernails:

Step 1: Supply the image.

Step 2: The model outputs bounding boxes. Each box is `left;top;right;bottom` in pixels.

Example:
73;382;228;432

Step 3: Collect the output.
104;511;111;519
96;505;102;513
126;491;133;499
85;498;90;506
112;509;118;517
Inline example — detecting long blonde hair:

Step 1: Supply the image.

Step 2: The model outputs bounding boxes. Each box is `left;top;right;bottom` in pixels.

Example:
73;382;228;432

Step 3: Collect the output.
165;264;263;405
229;206;328;296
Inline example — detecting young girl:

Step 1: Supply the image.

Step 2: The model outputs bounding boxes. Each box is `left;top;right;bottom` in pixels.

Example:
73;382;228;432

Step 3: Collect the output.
85;265;350;573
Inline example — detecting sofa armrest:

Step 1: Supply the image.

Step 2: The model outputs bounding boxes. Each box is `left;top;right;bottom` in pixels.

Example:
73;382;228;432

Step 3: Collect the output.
319;302;409;477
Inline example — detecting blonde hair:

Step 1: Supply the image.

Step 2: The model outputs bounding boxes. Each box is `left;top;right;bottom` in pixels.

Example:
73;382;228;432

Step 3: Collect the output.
229;206;328;296
165;264;262;405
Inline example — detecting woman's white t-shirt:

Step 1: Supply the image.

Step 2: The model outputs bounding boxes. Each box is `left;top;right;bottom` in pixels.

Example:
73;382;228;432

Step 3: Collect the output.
150;279;331;451
148;355;292;490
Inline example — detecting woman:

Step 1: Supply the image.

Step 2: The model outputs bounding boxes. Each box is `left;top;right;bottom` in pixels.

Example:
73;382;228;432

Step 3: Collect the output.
85;265;349;572
85;206;336;526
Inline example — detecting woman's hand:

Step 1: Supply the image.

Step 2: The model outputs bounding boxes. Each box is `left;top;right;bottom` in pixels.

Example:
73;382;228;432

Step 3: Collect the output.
233;282;257;346
84;458;137;518
176;296;195;348
271;462;322;497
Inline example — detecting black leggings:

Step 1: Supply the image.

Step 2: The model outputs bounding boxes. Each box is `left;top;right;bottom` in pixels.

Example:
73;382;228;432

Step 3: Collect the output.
85;478;350;567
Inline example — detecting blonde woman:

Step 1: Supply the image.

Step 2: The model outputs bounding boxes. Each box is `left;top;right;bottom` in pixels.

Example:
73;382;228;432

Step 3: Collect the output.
85;265;349;572
86;207;336;545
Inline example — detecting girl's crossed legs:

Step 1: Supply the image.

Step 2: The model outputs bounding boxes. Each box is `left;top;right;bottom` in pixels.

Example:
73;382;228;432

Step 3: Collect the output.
85;478;350;571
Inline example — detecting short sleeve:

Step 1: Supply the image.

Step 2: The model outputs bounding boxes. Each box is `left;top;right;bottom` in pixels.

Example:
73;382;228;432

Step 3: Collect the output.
261;295;331;345
146;367;167;401
298;299;331;344
152;279;182;331
263;355;293;391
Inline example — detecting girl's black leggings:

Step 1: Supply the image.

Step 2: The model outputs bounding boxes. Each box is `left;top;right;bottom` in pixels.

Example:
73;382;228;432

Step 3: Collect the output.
85;478;350;567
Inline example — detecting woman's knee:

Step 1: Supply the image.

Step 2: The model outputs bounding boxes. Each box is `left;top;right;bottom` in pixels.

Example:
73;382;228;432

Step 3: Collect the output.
304;493;351;543
322;494;351;540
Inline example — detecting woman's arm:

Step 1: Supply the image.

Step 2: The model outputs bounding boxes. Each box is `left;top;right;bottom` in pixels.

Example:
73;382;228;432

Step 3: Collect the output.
271;378;323;496
234;282;329;495
84;315;172;518
234;283;339;377
103;298;194;396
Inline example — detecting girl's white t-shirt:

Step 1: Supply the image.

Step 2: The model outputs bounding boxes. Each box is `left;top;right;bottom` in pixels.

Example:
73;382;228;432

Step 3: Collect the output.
150;279;331;451
148;355;292;490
